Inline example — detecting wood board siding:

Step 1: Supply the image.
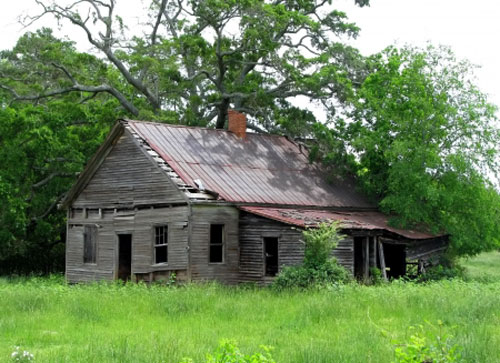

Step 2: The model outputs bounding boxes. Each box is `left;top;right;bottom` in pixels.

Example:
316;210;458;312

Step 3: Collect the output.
73;132;185;209
239;212;354;282
332;237;354;273
189;205;240;284
66;206;189;283
239;212;303;282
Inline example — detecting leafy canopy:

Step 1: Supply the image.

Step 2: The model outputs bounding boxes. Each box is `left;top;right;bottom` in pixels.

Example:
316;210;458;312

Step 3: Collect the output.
2;0;369;134
342;45;500;256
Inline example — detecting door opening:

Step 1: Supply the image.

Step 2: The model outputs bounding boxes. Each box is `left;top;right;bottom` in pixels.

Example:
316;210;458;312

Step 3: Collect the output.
264;237;279;277
383;243;406;279
118;234;132;281
353;237;365;279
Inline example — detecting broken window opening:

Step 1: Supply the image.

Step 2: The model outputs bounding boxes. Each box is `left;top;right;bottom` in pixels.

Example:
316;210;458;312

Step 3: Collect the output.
83;225;97;264
209;224;224;263
154;225;168;264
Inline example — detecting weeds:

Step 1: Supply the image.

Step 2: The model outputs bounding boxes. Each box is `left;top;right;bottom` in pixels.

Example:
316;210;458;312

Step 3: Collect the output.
392;322;461;363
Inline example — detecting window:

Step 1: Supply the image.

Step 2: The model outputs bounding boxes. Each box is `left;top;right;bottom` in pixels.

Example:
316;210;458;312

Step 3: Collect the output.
154;226;168;264
209;224;224;263
83;225;97;264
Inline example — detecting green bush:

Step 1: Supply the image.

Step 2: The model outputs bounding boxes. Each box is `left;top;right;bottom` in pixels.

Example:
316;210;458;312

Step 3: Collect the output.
179;340;275;363
273;222;351;289
418;256;465;282
392;322;461;363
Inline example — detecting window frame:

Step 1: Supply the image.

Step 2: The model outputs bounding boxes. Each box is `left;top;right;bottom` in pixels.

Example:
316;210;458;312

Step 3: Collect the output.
153;224;169;265
83;224;97;265
209;224;225;264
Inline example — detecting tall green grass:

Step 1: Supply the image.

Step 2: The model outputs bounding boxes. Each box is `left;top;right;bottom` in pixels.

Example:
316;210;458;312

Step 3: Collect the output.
1;276;499;362
462;250;500;282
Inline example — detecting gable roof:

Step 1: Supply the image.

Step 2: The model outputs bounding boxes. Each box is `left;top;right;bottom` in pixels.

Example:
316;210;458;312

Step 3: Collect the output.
126;120;374;209
60;119;444;241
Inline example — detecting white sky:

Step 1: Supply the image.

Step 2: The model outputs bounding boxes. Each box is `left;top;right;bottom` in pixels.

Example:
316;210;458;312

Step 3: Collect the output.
1;0;500;109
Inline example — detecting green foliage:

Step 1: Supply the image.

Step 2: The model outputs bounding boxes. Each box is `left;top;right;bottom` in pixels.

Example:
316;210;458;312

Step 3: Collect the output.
461;251;500;282
417;257;465;282
272;259;351;290
303;221;345;268
179;340;275;363
0;31;123;273
1;278;500;362
331;44;500;257
3;0;369;132
369;267;385;285
392;322;461;363
273;222;351;289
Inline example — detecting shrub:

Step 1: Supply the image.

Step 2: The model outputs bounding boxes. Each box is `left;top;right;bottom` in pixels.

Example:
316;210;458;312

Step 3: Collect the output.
273;222;351;289
179;340;275;363
392;322;461;363
417;256;465;282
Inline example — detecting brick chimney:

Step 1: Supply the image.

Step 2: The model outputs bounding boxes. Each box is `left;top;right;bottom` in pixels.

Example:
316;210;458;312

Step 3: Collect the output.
227;109;246;139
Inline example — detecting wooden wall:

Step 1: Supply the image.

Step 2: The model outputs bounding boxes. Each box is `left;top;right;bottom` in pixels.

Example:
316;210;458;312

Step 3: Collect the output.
239;211;355;282
66;206;190;283
189;205;240;284
73;132;185;209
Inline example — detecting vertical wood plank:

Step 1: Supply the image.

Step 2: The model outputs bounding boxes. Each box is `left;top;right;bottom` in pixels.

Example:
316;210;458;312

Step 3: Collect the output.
364;236;369;280
378;240;388;280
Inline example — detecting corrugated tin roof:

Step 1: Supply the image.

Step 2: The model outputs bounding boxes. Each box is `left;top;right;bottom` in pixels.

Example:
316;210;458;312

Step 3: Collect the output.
240;206;439;240
126;120;374;208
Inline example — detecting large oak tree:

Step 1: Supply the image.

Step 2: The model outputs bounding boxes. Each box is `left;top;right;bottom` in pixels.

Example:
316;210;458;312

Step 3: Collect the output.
2;0;369;133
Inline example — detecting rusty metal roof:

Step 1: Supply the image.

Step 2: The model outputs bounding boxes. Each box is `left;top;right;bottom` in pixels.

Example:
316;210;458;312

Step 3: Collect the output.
240;206;439;240
126;120;374;208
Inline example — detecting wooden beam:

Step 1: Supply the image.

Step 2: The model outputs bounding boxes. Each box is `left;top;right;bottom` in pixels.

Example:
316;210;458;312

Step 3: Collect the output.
364;236;369;281
378;240;388;281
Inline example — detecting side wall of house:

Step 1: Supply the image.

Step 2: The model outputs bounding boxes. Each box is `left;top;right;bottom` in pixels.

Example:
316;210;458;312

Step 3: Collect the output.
73;131;185;209
239;212;354;283
66;131;190;283
66;206;190;283
189;205;240;284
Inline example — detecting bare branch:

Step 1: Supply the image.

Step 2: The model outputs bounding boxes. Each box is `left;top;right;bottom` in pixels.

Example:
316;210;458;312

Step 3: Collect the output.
151;0;167;45
31;192;66;221
32;172;76;189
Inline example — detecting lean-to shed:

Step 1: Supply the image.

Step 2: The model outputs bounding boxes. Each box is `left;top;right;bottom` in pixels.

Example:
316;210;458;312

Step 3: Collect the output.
61;111;447;283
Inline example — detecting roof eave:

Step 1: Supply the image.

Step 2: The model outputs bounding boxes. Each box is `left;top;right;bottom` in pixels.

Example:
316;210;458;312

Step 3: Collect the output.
59;121;125;210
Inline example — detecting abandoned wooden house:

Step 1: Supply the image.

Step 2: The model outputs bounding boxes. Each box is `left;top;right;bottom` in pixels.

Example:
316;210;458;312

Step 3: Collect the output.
61;111;448;284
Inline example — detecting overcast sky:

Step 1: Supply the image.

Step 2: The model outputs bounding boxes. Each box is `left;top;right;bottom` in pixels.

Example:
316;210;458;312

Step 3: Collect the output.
1;0;500;109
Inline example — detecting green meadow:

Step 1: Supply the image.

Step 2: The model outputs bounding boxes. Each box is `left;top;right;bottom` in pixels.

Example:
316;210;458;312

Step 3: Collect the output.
1;252;499;363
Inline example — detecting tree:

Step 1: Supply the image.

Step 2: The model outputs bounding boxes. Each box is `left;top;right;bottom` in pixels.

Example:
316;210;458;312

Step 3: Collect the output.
4;0;369;133
338;45;500;256
0;31;124;273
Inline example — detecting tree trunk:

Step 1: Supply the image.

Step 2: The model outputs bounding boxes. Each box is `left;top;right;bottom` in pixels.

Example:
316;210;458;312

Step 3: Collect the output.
215;99;230;129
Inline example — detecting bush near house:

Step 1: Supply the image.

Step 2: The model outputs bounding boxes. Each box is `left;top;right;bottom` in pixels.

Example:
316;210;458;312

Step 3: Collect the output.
272;222;351;290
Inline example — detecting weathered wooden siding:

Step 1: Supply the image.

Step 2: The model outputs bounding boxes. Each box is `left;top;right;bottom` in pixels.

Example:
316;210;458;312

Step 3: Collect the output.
239;212;302;282
189;205;240;284
66;206;189;283
239;212;354;282
333;237;354;273
73;132;185;209
406;238;448;261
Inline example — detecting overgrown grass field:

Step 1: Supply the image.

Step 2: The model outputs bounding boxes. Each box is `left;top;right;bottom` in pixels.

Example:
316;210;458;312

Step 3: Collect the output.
1;254;499;362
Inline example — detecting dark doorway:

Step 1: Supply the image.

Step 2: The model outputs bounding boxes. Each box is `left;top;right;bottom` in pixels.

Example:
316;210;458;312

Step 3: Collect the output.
118;234;132;281
264;237;279;277
353;237;365;279
383;244;406;279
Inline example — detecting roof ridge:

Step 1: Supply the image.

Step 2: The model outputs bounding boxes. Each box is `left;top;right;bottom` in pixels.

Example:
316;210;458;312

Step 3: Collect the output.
122;119;292;139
